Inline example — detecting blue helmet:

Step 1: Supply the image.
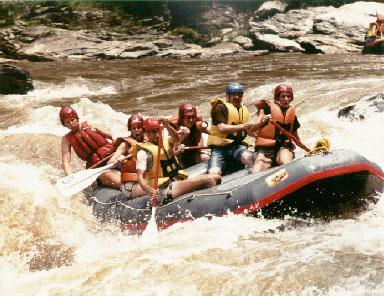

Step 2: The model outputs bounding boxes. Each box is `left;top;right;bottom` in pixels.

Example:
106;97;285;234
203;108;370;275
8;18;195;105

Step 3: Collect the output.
226;83;244;95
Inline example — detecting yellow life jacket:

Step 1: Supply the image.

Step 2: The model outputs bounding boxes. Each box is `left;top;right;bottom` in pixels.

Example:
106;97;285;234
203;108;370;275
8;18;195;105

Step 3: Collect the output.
255;100;296;148
208;98;249;146
135;139;186;188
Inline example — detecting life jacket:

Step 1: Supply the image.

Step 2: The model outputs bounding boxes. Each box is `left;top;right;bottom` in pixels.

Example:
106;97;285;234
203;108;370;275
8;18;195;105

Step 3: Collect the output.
366;22;384;39
65;122;116;168
208;98;249;147
135;139;187;188
121;136;139;184
255;100;296;148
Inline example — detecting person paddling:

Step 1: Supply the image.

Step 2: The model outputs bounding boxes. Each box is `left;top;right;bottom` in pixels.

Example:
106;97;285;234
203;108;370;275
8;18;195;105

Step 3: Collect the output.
251;84;303;173
109;113;147;199
173;103;210;168
60;106;121;189
136;118;221;205
207;83;254;176
364;15;384;54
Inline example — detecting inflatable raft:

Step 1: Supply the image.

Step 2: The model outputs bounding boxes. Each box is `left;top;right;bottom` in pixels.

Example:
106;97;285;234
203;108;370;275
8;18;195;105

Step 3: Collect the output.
91;149;383;232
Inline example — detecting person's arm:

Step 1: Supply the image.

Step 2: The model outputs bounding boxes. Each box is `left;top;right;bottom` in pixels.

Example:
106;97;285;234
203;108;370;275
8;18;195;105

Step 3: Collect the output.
212;103;253;134
247;109;271;138
161;117;180;146
216;122;252;134
136;150;156;197
61;136;73;176
108;141;129;164
174;126;190;155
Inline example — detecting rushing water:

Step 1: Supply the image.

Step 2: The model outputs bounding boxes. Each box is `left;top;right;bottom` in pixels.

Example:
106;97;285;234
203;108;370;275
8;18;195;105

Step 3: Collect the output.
1;53;383;295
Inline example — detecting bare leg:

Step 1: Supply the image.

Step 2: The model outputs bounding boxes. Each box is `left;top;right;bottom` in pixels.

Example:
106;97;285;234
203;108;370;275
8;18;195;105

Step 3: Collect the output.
241;150;254;168
252;153;272;173
276;148;294;165
131;183;147;198
99;170;121;189
197;153;210;163
208;167;222;175
171;174;221;199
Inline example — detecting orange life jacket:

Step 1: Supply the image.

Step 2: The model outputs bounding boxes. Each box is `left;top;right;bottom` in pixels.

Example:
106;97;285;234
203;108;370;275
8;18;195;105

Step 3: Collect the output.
65;122;116;168
255;100;296;148
121;136;139;184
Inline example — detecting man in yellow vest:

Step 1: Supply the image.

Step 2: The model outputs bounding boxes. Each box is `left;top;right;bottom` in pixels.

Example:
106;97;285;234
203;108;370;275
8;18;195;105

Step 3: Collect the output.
207;83;254;175
136;118;221;205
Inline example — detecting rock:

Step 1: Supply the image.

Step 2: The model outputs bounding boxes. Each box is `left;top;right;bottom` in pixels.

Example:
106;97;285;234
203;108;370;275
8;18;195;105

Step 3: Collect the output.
0;64;34;94
233;36;254;50
253;33;304;52
254;1;287;20
120;49;158;59
249;2;384;54
201;42;244;58
337;93;384;120
20;25;53;39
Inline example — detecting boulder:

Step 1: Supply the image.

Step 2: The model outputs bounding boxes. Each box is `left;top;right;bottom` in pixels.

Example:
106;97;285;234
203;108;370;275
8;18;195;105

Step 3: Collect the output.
338;93;384;121
253;33;304;52
0;64;34;94
233;36;254;50
254;1;287;20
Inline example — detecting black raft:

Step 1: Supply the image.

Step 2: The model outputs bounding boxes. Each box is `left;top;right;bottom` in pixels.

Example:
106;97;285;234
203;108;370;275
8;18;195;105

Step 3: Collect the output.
91;149;384;232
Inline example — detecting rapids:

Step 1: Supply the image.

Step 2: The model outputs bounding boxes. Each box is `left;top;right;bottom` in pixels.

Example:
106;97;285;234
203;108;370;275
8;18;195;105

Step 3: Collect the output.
0;53;383;295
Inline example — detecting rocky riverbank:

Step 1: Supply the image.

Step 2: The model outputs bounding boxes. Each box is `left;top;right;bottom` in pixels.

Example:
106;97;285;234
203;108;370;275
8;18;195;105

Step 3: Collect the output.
0;1;383;62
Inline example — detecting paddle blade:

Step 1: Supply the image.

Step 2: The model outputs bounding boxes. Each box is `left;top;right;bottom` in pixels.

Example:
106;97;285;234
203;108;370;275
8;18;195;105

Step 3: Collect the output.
56;163;115;197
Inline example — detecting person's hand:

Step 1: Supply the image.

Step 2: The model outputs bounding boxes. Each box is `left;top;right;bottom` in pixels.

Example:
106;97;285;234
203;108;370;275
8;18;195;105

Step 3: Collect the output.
260;114;271;125
242;122;252;131
159;117;168;126
175;143;186;154
178;126;190;136
116;154;128;164
149;188;159;200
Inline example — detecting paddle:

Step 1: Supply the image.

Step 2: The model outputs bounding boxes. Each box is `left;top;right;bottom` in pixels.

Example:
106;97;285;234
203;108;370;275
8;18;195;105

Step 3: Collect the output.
57;162;116;197
142;124;163;237
183;145;209;150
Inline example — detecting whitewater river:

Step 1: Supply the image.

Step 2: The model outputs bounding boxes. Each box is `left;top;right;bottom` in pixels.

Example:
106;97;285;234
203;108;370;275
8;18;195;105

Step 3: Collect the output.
1;53;383;295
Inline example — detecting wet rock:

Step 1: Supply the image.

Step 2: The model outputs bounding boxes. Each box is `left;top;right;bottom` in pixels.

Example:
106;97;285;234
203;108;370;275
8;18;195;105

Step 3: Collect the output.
0;64;34;94
338;93;384;120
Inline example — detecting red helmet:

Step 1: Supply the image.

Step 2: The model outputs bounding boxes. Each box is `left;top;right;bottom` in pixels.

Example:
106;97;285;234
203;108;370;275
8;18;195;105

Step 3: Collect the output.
127;113;143;131
274;84;294;100
178;103;197;121
59;106;78;125
143;118;161;131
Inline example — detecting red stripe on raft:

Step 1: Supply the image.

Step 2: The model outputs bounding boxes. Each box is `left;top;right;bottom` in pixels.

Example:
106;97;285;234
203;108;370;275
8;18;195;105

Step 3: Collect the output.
232;163;384;215
119;163;384;232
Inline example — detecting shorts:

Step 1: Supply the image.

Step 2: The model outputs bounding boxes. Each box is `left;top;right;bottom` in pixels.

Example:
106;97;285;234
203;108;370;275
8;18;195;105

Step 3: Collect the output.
255;143;295;164
208;144;249;174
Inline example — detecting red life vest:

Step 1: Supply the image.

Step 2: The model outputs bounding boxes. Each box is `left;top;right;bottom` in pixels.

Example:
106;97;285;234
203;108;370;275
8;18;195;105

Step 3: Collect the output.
65;122;116;168
255;101;296;148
